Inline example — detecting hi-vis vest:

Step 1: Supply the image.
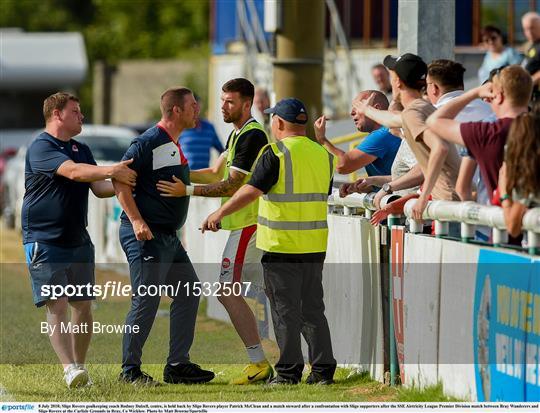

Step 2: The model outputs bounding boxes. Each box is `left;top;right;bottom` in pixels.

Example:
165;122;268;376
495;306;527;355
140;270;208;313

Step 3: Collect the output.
221;120;269;231
257;136;336;254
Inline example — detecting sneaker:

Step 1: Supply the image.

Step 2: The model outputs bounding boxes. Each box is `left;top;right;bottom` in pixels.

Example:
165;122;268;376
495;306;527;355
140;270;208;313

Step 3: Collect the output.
231;360;274;385
305;371;334;385
119;368;161;386
64;364;89;388
76;363;93;387
266;375;298;386
163;363;215;384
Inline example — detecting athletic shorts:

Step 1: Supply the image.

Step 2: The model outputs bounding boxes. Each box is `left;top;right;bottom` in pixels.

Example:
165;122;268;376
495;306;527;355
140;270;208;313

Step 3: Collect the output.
219;225;264;288
24;242;95;307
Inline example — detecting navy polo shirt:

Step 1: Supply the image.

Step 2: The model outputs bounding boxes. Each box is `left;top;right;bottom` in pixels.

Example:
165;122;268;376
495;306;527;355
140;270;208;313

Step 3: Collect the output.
22;132;97;247
120;125;190;231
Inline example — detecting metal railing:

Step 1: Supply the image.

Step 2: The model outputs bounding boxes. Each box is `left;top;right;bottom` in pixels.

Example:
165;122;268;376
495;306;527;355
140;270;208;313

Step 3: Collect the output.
328;192;540;255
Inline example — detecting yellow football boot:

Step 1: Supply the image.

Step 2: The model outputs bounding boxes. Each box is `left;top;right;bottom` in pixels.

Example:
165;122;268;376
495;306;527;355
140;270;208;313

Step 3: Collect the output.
230;360;274;385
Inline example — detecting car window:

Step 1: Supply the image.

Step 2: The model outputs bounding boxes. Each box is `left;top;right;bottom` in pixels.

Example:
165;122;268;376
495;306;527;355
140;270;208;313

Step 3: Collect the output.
76;135;132;162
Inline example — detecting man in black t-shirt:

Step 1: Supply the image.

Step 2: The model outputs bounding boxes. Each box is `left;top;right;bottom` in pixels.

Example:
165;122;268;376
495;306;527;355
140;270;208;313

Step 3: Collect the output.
22;92;136;388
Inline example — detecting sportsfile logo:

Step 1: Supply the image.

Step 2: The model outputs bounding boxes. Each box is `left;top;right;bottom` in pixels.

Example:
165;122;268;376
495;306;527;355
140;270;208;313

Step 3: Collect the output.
1;405;35;411
39;281;252;300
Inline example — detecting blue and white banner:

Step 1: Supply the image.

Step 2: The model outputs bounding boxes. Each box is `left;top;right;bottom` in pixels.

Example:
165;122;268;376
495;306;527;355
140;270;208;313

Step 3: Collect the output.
473;249;540;401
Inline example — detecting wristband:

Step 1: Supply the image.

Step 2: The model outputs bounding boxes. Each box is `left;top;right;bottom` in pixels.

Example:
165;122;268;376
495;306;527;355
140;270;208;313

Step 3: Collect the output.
499;193;511;204
186;185;195;196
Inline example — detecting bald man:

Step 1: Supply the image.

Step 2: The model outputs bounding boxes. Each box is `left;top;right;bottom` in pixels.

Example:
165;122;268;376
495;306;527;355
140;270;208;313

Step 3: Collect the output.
522;12;540;91
314;90;401;183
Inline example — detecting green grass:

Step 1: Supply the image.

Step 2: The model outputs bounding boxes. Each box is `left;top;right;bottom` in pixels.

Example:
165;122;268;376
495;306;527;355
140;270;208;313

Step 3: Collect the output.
0;225;455;402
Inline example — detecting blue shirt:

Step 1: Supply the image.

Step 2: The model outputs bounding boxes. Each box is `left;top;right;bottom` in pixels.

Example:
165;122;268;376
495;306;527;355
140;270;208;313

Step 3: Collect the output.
120;125;191;231
22;132;97;246
356;127;401;176
179;119;224;170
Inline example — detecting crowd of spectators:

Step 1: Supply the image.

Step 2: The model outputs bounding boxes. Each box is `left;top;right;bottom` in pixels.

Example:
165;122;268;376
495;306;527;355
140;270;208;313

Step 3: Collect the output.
339;12;540;244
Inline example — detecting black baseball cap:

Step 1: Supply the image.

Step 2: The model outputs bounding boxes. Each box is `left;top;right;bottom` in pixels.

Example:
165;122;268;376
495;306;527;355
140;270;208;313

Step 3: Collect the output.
383;53;427;89
264;98;308;124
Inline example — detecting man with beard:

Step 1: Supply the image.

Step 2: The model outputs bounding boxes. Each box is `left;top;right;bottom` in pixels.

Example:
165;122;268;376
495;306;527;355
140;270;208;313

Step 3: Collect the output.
157;78;272;384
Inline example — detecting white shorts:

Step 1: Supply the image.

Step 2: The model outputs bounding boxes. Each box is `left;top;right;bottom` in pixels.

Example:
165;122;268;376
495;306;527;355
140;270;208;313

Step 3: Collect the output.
220;225;264;287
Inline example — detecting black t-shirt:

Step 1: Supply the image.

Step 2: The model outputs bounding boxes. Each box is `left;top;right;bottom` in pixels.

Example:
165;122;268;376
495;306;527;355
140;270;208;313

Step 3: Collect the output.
225;121;268;173
22;132;97;246
524;41;540;76
248;146;333;194
524;41;540;100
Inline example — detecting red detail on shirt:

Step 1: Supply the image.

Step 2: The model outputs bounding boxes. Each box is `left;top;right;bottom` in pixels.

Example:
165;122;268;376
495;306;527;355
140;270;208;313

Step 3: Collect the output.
157;124;188;165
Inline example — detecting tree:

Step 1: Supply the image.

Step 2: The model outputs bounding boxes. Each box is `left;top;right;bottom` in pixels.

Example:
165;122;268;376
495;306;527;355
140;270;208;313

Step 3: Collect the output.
0;0;210;118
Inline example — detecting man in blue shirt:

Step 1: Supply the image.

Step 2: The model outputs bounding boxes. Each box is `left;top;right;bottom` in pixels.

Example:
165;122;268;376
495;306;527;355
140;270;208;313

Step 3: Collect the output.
314;90;401;181
22;92;137;388
114;87;214;386
179;96;224;170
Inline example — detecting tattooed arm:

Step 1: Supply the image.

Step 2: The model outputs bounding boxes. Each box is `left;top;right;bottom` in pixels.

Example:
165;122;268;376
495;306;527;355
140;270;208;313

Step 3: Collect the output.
156;168;246;198
194;169;245;197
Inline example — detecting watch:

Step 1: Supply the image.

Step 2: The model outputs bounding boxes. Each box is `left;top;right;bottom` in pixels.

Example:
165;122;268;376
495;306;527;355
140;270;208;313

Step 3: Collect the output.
382;183;393;194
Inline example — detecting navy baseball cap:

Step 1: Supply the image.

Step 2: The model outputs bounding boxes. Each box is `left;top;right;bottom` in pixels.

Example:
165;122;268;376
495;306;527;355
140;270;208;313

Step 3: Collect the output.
264;98;308;124
383;53;427;89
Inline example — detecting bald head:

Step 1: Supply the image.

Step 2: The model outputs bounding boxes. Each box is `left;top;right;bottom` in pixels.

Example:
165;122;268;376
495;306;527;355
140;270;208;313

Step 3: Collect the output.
355;90;389;110
522;12;540;43
350;90;389;133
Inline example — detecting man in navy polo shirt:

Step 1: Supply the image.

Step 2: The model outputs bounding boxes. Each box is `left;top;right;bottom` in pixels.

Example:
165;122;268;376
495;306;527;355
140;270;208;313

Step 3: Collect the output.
22;92;137;388
114;87;214;385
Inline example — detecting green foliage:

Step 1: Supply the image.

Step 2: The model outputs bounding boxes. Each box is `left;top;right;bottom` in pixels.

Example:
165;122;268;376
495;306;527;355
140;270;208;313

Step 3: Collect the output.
0;0;210;119
0;0;210;61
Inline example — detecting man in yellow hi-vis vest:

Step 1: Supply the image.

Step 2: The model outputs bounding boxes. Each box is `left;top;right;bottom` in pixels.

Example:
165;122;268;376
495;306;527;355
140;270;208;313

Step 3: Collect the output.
157;78;272;384
202;98;337;385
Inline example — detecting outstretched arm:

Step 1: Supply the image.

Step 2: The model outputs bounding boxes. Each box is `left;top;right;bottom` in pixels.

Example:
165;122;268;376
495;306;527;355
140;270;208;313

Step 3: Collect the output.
351;94;402;128
201;184;263;232
410;129;449;220
90;180;115;198
56;159;137;186
157;168;245;198
427;83;493;146
313;115;376;174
